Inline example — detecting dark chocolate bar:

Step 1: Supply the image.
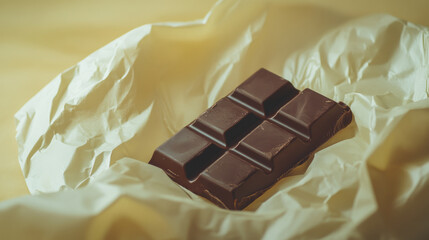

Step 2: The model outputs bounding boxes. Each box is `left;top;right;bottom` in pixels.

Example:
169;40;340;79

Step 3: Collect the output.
149;68;352;210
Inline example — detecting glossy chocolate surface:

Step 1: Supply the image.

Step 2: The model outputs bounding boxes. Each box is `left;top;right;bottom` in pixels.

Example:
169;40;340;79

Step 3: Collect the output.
149;68;352;210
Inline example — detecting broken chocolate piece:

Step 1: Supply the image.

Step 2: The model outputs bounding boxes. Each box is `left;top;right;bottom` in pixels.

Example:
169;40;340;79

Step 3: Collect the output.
149;68;352;210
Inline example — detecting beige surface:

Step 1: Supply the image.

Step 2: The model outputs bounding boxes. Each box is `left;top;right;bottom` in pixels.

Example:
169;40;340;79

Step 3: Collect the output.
0;0;428;200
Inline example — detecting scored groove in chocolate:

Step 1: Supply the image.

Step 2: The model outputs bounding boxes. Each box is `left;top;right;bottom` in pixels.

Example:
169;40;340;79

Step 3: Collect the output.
184;144;225;180
149;68;353;210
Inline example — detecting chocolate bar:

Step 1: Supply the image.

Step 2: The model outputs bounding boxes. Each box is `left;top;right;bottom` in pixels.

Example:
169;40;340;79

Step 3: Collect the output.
149;68;352;210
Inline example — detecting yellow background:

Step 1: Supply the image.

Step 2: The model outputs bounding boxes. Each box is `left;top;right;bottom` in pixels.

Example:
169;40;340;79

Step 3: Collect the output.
1;0;428;201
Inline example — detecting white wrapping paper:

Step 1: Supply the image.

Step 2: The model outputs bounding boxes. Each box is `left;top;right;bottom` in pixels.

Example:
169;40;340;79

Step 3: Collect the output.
3;0;429;239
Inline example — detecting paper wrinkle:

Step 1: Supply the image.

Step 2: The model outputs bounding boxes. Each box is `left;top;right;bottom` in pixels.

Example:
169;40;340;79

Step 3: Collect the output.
16;0;240;195
6;0;429;239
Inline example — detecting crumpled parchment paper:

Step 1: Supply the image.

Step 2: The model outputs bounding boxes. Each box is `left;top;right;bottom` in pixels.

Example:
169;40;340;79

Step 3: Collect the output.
3;0;429;239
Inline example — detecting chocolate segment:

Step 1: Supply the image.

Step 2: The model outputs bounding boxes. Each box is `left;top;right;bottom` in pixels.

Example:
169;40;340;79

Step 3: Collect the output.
272;89;351;141
229;68;299;117
199;152;263;209
189;98;261;147
150;128;224;182
149;68;353;210
233;121;297;173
